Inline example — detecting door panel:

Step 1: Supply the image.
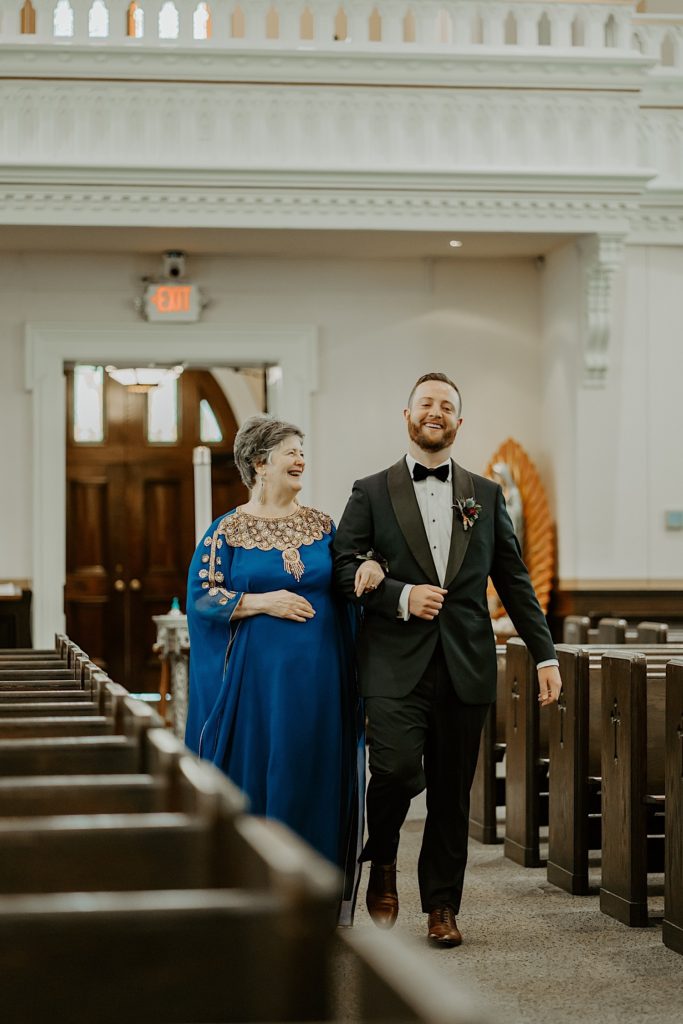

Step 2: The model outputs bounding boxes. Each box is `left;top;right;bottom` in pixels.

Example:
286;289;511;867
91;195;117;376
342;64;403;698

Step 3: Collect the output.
66;367;246;690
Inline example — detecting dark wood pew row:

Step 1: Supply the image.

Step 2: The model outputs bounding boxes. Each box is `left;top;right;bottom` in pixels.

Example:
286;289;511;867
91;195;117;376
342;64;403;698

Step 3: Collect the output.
599;651;667;926
562;616;671;645
504;640;683;868
469;645;505;843
546;644;683;895
664;658;683;955
470;622;671;849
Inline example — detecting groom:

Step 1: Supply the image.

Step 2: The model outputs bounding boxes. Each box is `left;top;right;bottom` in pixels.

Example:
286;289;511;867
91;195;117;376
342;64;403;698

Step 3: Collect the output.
333;372;560;947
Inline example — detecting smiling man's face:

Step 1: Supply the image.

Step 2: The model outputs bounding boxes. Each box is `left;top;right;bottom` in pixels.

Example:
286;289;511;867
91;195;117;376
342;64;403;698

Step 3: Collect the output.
404;379;462;454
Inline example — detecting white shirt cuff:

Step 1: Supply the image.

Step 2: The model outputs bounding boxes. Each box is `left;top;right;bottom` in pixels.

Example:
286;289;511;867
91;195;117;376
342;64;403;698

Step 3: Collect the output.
397;584;413;620
537;659;559;670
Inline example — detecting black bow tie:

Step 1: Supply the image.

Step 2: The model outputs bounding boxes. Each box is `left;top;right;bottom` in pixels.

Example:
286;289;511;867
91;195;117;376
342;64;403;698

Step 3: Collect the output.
412;463;450;483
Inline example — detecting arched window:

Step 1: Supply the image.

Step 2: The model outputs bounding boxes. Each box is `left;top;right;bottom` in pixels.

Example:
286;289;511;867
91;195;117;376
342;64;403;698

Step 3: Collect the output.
266;4;278;40
127;1;144;37
300;6;313;41
403;9;415;44
88;0;108;37
158;0;179;39
193;1;211;40
604;14;617;49
199;400;223;443
538;12;551;46
369;6;381;43
231;3;244;38
20;0;36;34
334;5;346;42
54;0;74;37
661;31;676;68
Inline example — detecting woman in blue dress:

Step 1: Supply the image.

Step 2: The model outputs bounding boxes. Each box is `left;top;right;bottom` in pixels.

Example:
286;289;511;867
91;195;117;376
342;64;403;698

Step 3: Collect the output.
185;415;383;924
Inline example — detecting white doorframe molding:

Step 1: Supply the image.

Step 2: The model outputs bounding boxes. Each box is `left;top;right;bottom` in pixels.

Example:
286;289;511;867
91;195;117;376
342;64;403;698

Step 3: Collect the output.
24;322;318;647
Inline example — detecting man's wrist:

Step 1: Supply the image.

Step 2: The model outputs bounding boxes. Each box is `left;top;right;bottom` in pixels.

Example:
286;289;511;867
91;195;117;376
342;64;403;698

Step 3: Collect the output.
397;584;413;621
537;659;559;670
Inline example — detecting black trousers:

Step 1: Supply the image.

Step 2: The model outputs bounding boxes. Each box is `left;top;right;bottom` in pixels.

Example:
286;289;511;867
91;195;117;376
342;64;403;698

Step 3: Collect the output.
362;643;490;914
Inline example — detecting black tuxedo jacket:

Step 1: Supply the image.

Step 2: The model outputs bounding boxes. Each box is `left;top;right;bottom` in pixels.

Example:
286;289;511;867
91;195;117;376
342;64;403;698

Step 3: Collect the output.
333;457;556;704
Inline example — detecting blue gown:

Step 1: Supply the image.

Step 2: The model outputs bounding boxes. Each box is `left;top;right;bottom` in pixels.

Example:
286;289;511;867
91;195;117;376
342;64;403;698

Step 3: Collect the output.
185;505;363;921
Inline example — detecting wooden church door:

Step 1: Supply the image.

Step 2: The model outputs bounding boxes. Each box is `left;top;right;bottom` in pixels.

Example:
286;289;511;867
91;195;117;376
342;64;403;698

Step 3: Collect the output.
65;367;247;690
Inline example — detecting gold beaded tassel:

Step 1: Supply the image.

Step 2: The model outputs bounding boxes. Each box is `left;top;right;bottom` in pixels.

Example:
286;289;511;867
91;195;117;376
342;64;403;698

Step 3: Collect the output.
282;546;305;582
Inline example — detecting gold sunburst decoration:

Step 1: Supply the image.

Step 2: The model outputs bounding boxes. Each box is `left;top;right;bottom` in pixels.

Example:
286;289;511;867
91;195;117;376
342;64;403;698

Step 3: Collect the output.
485;438;555;618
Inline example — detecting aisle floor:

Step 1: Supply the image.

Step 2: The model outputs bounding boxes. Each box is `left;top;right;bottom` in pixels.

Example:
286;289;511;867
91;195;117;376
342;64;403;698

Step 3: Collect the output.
341;806;683;1024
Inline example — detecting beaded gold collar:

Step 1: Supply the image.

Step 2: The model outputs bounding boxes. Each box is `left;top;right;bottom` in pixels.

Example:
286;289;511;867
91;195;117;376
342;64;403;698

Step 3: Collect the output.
219;505;332;582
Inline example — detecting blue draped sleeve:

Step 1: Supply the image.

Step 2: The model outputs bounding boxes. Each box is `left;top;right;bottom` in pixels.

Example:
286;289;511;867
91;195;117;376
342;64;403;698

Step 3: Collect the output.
184;513;243;754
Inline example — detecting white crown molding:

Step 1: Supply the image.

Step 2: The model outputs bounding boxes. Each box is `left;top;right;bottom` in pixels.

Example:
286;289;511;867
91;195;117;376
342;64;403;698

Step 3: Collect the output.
0;177;649;234
0;42;656;89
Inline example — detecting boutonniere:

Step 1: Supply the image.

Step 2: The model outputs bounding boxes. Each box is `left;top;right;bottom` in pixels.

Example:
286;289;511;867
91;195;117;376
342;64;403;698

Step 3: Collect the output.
453;497;482;531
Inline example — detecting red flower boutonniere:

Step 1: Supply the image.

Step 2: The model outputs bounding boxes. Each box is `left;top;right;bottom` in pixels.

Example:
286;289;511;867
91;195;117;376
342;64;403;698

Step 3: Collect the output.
453;497;482;531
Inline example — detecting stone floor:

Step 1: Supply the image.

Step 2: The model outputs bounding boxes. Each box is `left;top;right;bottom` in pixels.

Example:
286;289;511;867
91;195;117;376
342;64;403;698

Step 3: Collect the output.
335;800;683;1024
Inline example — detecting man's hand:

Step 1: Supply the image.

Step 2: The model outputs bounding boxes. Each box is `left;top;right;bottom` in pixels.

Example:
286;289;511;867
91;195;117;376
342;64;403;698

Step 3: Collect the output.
408;585;448;621
354;560;385;597
537;665;562;707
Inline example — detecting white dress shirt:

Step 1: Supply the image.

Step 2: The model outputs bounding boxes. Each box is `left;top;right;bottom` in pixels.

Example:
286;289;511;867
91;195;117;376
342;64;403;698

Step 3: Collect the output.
396;454;558;670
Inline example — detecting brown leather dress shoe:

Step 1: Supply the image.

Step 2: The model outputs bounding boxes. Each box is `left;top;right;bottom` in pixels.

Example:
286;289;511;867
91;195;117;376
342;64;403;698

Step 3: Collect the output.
427;906;462;947
366;862;398;929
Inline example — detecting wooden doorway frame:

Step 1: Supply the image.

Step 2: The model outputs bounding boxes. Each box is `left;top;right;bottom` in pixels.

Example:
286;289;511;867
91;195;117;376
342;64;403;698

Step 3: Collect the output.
25;322;318;647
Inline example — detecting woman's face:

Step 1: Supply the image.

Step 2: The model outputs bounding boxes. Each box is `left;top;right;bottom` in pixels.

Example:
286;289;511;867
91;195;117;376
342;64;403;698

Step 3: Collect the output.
261;435;305;494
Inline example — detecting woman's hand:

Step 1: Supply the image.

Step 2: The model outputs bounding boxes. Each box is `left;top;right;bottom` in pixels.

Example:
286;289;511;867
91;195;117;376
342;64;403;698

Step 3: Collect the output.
261;590;316;622
354;559;385;598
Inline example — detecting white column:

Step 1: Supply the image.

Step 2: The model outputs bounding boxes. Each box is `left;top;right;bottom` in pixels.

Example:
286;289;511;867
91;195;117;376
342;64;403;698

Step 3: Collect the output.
312;0;336;45
481;2;507;48
193;446;213;545
71;0;90;41
549;7;574;50
176;0;194;44
583;9;607;51
379;1;405;47
515;4;540;48
348;0;372;46
242;0;268;44
414;0;439;46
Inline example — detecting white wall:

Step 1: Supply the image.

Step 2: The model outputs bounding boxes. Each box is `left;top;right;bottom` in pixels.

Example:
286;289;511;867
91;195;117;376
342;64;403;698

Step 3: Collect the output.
542;241;683;583
0;250;545;585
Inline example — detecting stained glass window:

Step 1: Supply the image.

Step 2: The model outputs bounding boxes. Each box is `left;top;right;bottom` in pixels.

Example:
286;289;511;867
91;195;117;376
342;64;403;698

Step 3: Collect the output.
73;365;104;443
147;375;179;444
200;399;222;443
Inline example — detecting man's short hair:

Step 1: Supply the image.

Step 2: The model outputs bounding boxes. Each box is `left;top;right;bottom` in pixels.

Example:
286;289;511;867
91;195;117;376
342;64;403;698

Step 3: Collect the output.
407;373;462;416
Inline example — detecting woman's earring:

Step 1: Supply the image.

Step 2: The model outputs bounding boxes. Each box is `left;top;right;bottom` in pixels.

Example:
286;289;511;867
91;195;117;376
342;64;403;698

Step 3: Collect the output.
257;475;266;505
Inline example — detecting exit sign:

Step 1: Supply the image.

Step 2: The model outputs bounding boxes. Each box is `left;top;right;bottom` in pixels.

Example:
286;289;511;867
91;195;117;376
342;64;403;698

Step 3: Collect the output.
143;283;201;322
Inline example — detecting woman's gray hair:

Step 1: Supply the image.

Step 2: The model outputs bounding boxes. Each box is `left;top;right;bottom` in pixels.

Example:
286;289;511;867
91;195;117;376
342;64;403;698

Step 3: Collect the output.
233;415;304;489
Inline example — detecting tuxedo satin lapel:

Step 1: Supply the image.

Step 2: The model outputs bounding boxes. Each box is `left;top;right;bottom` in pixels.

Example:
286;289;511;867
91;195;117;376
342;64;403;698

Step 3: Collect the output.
387;458;439;586
444;462;475;588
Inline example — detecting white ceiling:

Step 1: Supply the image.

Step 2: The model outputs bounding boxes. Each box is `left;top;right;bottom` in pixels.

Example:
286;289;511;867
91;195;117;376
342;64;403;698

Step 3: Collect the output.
0;225;573;261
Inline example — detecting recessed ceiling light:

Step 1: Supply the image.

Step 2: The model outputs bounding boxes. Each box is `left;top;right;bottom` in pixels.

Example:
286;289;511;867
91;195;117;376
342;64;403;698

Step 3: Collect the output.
449;239;463;248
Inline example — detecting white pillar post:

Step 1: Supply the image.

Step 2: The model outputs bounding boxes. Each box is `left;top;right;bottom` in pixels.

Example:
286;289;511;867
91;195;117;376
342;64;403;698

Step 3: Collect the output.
193;446;213;545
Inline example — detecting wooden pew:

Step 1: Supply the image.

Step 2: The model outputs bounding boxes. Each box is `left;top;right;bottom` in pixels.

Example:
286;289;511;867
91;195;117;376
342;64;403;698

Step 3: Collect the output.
502;638;550;867
0;688;160;777
563;616;591;644
546;644;682;895
664;658;683;955
599;651;667;926
338;929;491;1023
469;645;505;843
0;817;341;1023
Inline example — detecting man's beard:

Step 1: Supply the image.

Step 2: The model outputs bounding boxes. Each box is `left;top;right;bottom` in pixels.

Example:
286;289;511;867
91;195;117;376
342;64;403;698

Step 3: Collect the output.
407;416;457;453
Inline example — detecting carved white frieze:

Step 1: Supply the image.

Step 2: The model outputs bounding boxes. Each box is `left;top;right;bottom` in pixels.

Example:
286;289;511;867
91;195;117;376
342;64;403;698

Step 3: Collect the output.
578;234;627;389
0;80;649;177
